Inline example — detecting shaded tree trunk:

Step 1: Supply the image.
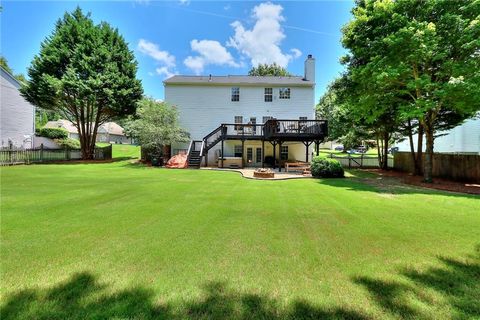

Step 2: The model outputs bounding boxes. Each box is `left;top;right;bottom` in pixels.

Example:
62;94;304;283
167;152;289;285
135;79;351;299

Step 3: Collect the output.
415;124;424;176
406;119;417;173
423;124;434;183
382;131;389;170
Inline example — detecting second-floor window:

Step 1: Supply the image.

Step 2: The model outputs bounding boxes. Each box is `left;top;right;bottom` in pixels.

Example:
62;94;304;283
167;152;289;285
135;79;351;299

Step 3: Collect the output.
264;88;273;102
234;116;243;130
231;87;240;101
279;88;291;99
263;116;273;123
299;117;308;120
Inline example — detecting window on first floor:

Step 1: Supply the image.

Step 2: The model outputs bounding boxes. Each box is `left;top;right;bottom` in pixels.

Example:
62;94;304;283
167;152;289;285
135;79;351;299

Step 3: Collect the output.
280;146;289;160
264;88;273;102
231;87;240;101
234;145;243;157
279;87;291;99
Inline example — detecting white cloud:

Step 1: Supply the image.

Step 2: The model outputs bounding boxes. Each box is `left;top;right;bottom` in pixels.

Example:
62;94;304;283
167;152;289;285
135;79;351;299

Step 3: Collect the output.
227;2;301;68
184;39;239;74
155;66;176;79
179;0;190;5
138;39;177;79
138;39;176;67
290;48;302;59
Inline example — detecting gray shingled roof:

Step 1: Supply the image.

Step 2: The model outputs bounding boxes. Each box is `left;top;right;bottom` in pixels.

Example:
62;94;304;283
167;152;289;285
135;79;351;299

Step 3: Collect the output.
164;75;314;86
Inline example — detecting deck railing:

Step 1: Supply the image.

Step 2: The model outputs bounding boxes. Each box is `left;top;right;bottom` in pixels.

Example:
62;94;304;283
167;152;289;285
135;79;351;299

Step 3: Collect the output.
202;120;328;149
264;119;327;139
221;123;265;139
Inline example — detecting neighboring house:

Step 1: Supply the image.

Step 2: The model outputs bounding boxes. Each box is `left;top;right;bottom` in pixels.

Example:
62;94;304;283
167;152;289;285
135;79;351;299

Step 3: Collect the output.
164;55;327;168
396;116;480;155
0;66;35;149
44;119;80;140
44;120;132;144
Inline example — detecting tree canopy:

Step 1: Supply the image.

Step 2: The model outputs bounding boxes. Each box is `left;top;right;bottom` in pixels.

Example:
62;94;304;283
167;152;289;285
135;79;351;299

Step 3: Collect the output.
248;63;292;77
338;0;480;180
21;7;143;159
125;98;190;154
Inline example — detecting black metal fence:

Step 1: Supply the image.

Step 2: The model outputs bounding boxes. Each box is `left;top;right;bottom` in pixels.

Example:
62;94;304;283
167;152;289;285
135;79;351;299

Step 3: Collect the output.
0;144;112;166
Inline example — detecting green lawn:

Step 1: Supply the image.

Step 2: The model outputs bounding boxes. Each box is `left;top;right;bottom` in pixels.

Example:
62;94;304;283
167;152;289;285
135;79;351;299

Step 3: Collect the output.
1;152;479;319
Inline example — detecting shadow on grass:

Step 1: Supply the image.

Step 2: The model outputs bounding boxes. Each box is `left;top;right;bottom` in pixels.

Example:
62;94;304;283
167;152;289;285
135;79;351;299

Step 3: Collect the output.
354;245;480;319
1;276;367;320
317;175;479;199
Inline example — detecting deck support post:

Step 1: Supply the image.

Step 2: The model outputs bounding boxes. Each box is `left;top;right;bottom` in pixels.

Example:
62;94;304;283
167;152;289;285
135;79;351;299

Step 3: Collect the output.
303;141;313;163
205;145;208;167
278;141;282;172
262;139;265;168
241;139;245;168
221;139;224;168
315;140;320;156
271;141;277;169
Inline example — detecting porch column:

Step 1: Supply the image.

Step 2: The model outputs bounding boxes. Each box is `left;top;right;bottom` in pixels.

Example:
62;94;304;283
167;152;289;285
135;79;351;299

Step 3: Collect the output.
205;149;208;167
303;141;312;162
278;141;282;172
241;139;245;168
221;139;224;168
272;141;277;169
315;140;320;156
262;139;265;168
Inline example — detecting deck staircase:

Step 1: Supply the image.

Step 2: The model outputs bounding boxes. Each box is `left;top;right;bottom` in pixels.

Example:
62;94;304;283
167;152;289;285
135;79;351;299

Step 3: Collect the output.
187;140;204;168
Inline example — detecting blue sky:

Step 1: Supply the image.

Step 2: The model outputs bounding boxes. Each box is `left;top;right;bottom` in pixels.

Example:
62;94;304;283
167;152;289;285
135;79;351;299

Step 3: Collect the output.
1;1;353;102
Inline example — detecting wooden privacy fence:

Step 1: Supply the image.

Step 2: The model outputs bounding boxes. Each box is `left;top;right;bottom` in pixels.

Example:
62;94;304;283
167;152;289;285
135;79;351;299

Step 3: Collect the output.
0;144;112;166
394;152;480;182
324;153;394;169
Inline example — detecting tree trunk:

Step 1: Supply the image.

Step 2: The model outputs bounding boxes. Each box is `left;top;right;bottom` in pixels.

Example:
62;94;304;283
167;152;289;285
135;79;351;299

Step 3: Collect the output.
376;135;382;169
415;124;424;176
406;119;417;174
382;131;389;171
423;125;434;183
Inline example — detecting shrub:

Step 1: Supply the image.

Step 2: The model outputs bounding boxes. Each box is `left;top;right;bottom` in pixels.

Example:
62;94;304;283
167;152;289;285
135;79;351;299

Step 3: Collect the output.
310;156;344;178
56;138;80;149
37;127;68;139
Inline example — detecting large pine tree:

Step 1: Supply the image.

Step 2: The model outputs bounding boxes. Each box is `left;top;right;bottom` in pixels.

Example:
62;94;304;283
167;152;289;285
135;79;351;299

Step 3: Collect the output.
21;7;143;159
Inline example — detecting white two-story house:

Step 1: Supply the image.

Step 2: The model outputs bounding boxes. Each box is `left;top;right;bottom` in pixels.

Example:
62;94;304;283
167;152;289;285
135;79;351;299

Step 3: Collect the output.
164;55;327;168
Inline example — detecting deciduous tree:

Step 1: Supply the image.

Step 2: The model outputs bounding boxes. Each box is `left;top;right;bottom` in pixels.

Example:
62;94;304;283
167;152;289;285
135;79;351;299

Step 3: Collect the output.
248;63;292;77
342;0;480;181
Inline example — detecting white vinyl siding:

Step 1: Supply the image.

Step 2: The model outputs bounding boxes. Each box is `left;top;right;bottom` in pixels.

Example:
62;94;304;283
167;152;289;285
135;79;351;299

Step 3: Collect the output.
165;84;314;143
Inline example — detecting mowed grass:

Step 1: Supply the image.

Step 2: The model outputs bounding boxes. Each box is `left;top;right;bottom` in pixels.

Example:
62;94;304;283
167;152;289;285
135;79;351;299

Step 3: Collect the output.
1;147;479;319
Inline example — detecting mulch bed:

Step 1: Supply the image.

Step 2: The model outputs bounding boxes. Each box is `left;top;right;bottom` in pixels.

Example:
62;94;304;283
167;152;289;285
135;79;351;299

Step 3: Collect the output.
363;169;480;195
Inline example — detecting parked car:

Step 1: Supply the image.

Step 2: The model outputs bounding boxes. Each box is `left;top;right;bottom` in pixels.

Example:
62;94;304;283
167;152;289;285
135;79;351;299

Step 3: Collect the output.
388;147;399;154
334;145;344;151
355;146;368;153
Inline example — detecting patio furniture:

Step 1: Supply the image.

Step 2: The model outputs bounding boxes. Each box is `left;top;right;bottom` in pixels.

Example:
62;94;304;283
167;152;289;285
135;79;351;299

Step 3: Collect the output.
285;162;310;173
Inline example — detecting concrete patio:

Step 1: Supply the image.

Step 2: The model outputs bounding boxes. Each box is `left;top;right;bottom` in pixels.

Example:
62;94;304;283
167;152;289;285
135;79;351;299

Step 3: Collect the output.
201;167;312;180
